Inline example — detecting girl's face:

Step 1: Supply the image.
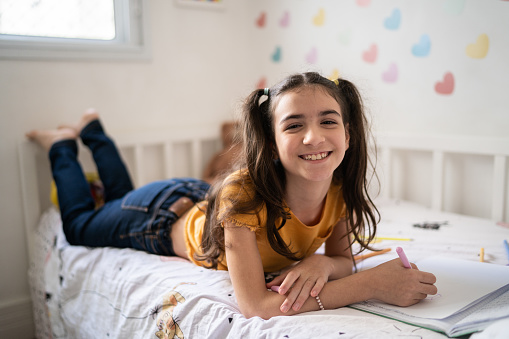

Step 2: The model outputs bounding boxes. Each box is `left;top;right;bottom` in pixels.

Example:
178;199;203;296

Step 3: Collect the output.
272;86;349;186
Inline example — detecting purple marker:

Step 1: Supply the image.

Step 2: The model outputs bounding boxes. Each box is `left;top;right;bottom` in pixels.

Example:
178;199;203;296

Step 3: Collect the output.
396;247;412;269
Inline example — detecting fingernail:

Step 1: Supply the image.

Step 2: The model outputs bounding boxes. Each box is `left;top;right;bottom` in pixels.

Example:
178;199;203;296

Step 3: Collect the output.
293;303;300;311
281;305;289;313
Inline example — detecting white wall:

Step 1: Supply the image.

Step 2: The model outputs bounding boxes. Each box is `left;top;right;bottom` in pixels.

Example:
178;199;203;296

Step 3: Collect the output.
247;0;509;218
1;0;508;337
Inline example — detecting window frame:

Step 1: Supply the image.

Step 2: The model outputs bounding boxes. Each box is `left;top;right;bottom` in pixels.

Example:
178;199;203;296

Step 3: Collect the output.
0;0;150;61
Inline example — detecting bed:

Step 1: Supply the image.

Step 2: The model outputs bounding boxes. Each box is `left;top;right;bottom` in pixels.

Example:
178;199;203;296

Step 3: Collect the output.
19;126;509;339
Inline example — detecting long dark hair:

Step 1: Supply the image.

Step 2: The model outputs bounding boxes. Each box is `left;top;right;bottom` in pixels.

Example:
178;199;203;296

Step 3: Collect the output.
197;72;379;269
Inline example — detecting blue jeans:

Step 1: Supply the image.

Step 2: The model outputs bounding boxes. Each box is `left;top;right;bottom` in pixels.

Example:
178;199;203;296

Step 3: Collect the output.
49;120;210;256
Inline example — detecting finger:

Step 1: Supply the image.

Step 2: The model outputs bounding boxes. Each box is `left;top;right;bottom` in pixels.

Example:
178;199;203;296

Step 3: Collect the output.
292;279;315;311
310;277;326;297
280;275;307;312
266;273;287;288
280;279;305;312
278;271;300;295
419;272;437;285
415;292;428;300
422;283;438;296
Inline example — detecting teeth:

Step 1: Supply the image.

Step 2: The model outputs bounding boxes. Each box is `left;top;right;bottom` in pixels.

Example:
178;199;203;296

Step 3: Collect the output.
303;152;329;161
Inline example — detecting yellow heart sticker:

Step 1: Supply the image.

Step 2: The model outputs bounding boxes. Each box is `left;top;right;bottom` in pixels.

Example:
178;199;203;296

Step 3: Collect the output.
313;8;325;26
466;34;489;59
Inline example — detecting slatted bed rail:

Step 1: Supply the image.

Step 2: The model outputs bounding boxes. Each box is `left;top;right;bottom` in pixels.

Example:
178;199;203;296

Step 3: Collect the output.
376;134;509;222
114;125;222;186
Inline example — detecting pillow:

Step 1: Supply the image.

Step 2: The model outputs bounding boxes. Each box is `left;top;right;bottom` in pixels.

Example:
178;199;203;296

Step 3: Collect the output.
50;172;104;208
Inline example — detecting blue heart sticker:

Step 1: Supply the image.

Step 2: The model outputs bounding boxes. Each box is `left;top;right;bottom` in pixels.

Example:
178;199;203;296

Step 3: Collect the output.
384;8;401;30
412;34;431;57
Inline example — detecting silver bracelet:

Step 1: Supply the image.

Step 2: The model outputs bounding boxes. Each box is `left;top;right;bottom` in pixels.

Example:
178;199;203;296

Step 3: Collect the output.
315;294;325;310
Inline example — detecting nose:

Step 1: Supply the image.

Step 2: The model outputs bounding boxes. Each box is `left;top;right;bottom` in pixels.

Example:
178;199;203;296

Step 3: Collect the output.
303;126;325;146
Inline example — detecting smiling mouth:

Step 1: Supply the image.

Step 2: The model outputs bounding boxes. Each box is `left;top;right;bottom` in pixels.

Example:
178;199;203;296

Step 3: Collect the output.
300;151;331;161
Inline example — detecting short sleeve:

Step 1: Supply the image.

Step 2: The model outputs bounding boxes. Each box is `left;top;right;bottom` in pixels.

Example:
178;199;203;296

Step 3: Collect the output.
217;171;267;232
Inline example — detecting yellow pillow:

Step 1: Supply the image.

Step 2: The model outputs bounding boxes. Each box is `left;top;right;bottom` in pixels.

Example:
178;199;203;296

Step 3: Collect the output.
50;172;104;209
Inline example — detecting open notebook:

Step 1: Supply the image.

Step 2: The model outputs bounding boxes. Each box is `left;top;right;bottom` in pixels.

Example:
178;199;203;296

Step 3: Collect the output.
349;257;509;337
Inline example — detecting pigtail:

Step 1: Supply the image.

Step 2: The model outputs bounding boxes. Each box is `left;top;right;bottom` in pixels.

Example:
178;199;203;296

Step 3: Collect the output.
198;88;301;269
334;79;380;255
241;88;301;262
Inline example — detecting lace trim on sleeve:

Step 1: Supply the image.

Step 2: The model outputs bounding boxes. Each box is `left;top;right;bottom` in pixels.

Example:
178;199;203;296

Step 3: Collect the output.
223;217;260;232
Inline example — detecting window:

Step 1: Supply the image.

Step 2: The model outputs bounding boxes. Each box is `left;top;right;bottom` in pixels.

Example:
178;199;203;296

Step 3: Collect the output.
0;0;149;61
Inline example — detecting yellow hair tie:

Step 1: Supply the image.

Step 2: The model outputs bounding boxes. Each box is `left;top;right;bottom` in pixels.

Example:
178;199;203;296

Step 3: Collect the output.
333;79;339;85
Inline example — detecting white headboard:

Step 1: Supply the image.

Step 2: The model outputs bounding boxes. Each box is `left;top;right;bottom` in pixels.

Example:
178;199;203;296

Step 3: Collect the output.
376;134;509;222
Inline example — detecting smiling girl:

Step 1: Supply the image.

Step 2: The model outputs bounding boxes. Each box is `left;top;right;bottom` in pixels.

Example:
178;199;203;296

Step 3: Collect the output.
27;72;437;320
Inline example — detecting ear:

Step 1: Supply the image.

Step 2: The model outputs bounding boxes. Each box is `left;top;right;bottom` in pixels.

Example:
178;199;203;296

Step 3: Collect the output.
271;141;279;159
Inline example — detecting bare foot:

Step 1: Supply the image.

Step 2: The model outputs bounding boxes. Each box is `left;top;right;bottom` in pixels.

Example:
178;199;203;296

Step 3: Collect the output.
58;108;100;134
25;128;77;151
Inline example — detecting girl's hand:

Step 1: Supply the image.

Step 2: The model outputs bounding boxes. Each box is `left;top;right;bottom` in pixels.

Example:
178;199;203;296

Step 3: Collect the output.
266;255;333;312
368;258;437;307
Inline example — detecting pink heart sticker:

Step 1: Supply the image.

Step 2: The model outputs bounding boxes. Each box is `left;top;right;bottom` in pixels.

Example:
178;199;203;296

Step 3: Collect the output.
435;72;454;95
382;63;398;83
362;44;377;63
306;47;318;64
356;0;371;7
280;11;290;27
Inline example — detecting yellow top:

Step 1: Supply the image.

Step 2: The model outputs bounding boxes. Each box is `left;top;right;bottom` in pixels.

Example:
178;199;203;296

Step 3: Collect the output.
184;170;346;272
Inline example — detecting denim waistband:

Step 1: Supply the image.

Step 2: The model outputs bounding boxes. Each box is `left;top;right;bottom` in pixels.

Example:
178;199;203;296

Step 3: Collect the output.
119;178;210;255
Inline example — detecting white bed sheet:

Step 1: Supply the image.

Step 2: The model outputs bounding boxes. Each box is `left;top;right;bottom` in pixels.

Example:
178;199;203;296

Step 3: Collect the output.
28;199;509;338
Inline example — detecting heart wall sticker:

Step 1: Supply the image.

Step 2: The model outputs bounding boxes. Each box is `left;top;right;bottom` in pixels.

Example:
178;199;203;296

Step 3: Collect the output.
356;0;371;7
256;77;267;90
382;63;398;83
443;0;466;15
280;11;290;28
256;12;266;28
384;8;401;30
362;44;377;63
435;72;454;95
466;34;489;59
412;34;431;57
306;47;318;64
272;46;282;63
313;8;325;26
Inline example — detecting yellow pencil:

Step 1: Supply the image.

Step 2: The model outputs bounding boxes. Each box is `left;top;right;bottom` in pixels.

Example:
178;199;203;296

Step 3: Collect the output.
354;248;392;261
359;237;413;242
479;248;485;262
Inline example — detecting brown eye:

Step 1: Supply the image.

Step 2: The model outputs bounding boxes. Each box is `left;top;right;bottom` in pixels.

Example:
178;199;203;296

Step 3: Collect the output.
322;120;337;125
285;124;301;130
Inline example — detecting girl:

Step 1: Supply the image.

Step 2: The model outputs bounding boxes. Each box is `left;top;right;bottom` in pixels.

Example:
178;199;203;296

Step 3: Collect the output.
27;72;437;320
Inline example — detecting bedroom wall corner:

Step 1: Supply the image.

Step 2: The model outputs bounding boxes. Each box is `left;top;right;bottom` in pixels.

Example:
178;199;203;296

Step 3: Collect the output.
0;298;34;339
